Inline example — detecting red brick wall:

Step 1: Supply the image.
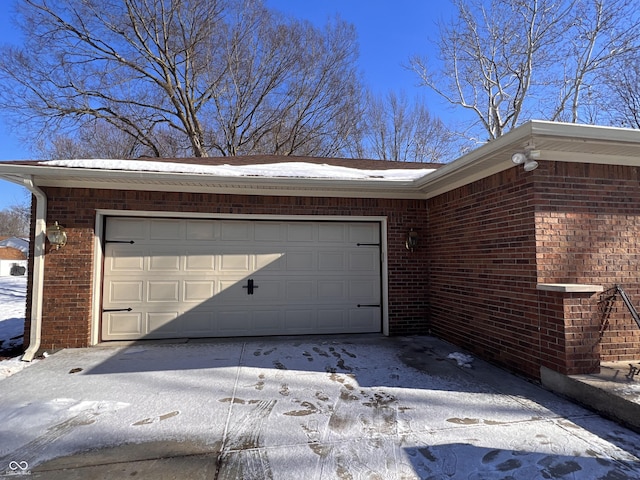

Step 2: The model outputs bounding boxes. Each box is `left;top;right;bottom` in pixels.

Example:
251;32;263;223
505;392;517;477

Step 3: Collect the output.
536;290;601;375
26;188;430;351
427;160;640;378
26;160;640;375
426;167;543;378
535;162;640;362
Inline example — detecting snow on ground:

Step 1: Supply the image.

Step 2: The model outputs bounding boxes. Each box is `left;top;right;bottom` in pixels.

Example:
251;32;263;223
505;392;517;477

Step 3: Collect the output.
0;275;32;378
447;352;474;368
0;275;26;350
42;159;436;181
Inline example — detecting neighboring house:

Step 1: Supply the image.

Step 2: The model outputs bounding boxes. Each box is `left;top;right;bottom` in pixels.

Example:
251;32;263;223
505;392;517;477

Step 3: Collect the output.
1;120;639;382
0;244;27;276
0;237;28;276
0;236;29;255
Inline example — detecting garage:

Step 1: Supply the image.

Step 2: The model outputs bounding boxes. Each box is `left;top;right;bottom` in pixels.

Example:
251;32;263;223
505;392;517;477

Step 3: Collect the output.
101;217;382;340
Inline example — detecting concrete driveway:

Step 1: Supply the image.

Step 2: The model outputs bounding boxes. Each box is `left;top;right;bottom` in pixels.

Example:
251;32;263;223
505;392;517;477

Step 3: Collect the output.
1;335;640;479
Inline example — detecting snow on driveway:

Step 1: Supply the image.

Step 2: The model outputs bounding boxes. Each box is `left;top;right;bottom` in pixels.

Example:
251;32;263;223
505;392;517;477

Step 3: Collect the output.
3;275;640;478
2;336;640;479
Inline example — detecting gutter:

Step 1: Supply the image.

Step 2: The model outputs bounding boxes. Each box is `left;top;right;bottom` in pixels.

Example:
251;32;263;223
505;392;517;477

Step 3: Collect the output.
1;175;46;361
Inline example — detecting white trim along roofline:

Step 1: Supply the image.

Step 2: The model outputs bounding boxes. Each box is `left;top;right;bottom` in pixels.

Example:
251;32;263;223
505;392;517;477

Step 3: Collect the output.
2;121;640;201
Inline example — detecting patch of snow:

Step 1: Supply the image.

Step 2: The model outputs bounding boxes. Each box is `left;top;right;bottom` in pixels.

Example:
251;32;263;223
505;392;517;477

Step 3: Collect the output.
0;275;30;379
447;352;474;368
41;159;435;181
0;276;26;351
0;356;34;378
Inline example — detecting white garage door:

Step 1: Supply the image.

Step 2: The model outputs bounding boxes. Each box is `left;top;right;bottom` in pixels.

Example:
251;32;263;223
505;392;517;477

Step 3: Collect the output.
101;217;382;340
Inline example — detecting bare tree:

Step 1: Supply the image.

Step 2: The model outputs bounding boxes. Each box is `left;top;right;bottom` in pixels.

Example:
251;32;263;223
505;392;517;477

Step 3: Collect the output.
208;10;363;156
356;91;459;163
605;57;640;129
0;204;30;237
37;119;186;159
0;0;363;158
411;0;640;140
548;0;640;123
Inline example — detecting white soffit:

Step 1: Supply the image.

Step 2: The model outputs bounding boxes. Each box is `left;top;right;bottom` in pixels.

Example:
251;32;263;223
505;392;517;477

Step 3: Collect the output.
415;121;640;198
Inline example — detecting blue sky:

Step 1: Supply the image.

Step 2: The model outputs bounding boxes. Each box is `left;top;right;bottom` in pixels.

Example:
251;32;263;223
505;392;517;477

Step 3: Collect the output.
0;0;454;209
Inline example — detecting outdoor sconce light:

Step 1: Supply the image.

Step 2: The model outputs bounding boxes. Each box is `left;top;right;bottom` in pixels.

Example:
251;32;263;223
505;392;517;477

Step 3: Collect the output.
406;228;418;252
46;221;67;250
511;147;540;172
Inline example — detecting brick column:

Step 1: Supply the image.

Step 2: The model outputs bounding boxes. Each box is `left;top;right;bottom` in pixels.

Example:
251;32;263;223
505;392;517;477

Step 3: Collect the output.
537;284;604;375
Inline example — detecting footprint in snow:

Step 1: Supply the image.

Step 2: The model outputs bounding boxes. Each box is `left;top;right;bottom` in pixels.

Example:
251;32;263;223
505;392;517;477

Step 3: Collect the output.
132;410;180;426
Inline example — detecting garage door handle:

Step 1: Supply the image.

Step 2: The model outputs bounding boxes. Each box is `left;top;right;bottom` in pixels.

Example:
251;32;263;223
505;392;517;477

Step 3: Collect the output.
103;307;133;312
357;304;380;308
242;279;258;295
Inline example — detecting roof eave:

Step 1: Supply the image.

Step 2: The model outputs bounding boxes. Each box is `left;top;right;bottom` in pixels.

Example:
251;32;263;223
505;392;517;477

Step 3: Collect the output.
0;164;427;199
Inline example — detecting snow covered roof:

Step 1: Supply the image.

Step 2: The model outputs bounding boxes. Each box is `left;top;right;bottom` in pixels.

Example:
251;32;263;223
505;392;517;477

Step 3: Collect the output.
2;121;640;199
0;237;29;254
0;155;442;199
40;159;436;182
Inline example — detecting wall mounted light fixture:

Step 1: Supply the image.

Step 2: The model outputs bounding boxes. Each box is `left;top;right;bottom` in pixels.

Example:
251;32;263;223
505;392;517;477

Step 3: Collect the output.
406;228;418;252
511;146;540;172
46;221;67;250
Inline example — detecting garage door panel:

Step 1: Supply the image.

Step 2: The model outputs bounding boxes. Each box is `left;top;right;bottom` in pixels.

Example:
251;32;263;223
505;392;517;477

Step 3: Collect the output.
108;247;145;271
252;311;284;333
349;280;380;300
184;281;215;302
349;251;379;271
150;219;183;240
147;312;179;335
180;311;215;335
185;251;216;271
349;223;379;243
285;281;314;301
318;280;346;300
218;310;251;334
287;223;314;242
254;223;283;242
255;252;284;270
318;223;346;242
102;218;382;341
318;251;346;271
107;218;147;240
252;280;282;301
217;278;259;304
284;310;317;333
286;251;315;270
350;308;380;330
317;310;347;329
109;281;143;303
220;222;250;241
106;312;142;336
147;281;180;302
219;253;251;271
186;220;218;241
149;251;181;271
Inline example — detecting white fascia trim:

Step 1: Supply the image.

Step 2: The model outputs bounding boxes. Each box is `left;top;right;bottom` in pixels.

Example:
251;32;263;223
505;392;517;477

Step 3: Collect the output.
91;210;390;344
0;163;425;199
528;120;640;143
